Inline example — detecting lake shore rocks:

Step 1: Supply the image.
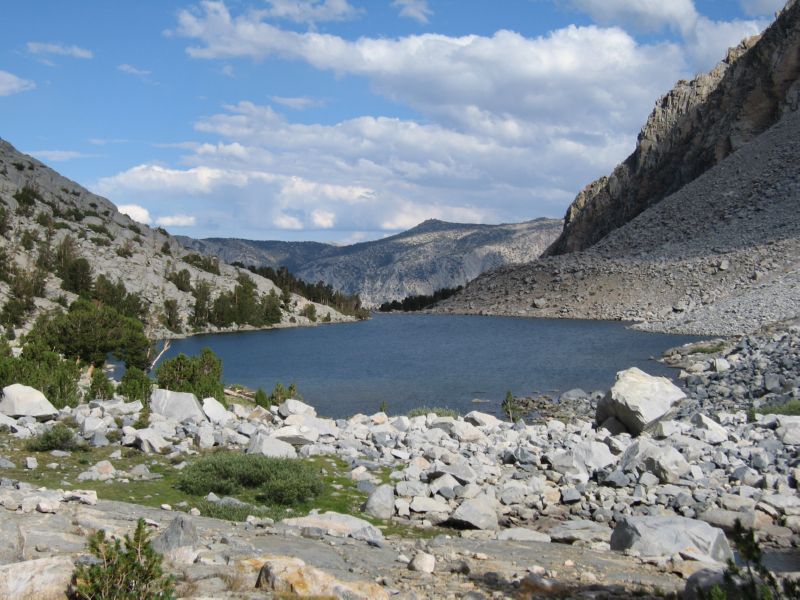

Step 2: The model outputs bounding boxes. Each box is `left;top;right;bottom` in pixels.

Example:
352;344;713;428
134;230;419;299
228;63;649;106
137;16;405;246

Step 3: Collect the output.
0;325;799;597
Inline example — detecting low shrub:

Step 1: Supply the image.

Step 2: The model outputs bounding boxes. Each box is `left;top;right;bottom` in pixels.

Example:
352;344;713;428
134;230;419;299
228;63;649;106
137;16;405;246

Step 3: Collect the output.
27;423;79;452
70;518;175;600
407;406;459;418
757;398;800;416
176;452;323;506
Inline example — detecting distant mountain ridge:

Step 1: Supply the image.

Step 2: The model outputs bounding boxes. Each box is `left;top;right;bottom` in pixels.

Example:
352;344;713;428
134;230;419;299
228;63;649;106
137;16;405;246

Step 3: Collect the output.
179;218;563;306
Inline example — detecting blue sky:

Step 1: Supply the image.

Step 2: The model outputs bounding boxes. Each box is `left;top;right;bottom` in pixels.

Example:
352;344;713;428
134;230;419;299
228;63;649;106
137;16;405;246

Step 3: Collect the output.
0;0;785;242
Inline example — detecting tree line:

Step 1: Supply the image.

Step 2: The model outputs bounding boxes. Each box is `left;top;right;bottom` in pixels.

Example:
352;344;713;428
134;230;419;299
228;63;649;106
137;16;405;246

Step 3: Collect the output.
378;286;463;312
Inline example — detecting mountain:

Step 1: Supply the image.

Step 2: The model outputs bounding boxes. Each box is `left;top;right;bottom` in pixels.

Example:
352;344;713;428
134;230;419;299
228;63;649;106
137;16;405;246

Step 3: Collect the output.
439;1;800;336
546;0;800;256
0;140;351;339
180;218;563;306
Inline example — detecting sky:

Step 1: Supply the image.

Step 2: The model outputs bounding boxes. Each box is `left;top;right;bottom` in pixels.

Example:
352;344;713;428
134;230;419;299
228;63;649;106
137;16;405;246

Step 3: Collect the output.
0;0;786;243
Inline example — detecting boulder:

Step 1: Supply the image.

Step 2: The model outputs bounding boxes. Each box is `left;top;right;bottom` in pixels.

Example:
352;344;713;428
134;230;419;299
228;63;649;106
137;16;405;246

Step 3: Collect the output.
409;551;436;573
464;411;502;428
255;555;388;600
619;438;690;484
690;413;728;444
273;424;319;446
595;368;684;435
364;484;395;520
0;556;74;600
277;399;316;419
134;428;169;454
430;418;485;442
449;494;498;530
151;515;199;555
247;432;297;458
611;516;732;564
0;384;57;418
201;396;231;425
549;440;616;484
278;512;383;543
149;389;206;423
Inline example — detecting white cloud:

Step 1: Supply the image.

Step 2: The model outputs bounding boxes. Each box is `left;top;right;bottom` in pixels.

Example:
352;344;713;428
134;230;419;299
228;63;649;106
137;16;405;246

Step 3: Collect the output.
156;214;197;227
117;204;152;224
393;0;433;24
567;0;697;33
221;64;235;77
740;0;786;17
28;150;96;162
274;213;303;229
568;0;770;72
118;64;151;78
311;209;336;228
0;70;35;96
26;42;93;59
684;17;766;70
271;95;323;109
261;0;359;25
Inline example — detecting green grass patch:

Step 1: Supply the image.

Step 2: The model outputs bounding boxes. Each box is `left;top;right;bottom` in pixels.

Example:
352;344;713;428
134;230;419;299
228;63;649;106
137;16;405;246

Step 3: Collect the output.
407;406;459;418
758;398;800;416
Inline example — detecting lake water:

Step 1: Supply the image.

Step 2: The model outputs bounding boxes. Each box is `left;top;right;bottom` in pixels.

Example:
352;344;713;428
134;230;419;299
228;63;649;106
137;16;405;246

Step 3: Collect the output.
161;314;702;419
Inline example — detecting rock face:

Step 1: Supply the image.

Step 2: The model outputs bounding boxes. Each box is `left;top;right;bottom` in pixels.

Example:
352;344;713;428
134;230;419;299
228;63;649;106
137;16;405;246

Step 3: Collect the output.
0;384;57;418
596;368;685;435
0;556;74;600
150;389;206;423
0;138;351;340
547;0;800;255
180;218;563;306
438;5;800;337
611;516;733;564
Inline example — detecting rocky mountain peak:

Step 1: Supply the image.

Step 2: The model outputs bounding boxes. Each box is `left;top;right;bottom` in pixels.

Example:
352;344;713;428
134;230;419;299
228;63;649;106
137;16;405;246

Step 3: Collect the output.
547;0;800;256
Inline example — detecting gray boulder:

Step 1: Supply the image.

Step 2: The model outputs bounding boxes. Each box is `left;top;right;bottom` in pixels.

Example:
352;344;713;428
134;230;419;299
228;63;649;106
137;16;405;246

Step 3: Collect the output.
0;384;57;418
151;515;199;554
364;484;395;520
150;389;206;423
619;437;690;484
549;520;611;544
246;431;297;458
278;512;383;543
611;516;732;563
550;440;616;484
595;368;684;435
134;428;170;454
201;396;231;425
449;494;498;530
277;398;316;419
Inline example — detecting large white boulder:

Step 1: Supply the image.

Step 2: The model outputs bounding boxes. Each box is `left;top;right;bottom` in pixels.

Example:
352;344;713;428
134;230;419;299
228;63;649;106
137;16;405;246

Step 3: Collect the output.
0;384;57;418
449;494;498;530
150;389;207;423
201;396;232;425
277;399;316;419
611;516;732;564
247;431;297;458
596;368;685;435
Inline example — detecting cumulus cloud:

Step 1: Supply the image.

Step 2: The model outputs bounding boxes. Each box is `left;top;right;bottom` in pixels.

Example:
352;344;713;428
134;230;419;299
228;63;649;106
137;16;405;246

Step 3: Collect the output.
117;204;152;224
0;70;35;96
740;0;786;17
567;0;697;33
393;0;433;24
26;42;93;59
260;0;359;25
568;0;770;72
156;214;197;227
102;0;773;239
